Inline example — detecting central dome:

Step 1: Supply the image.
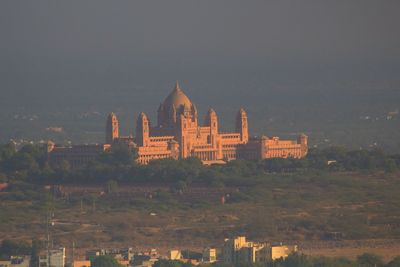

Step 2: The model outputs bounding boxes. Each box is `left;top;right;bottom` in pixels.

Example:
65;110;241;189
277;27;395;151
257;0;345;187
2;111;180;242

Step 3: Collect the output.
163;81;193;110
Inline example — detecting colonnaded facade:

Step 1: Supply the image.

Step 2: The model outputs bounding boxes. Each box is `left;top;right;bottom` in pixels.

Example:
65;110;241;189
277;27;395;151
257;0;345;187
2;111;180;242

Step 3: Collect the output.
106;81;308;165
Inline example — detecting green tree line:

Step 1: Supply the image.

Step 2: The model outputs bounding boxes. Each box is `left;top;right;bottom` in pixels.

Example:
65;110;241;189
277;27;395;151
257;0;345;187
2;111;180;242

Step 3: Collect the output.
1;143;400;188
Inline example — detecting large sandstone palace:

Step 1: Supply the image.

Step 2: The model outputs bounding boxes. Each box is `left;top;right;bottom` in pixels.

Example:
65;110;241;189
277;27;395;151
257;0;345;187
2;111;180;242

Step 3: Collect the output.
48;82;308;166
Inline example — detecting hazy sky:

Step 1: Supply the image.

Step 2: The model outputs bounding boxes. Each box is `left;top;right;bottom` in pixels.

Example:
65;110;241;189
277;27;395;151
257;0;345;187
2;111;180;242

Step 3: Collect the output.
1;1;399;61
0;1;399;112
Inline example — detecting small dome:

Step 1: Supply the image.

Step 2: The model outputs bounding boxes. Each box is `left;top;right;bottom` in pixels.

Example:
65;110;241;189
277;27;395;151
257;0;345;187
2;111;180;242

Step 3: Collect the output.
163;81;193;110
237;108;247;115
139;112;148;119
207;108;217;116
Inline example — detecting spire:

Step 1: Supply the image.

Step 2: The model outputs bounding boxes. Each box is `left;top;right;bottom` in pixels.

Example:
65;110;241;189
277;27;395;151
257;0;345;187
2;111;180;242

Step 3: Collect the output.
139;112;148;119
106;111;119;144
208;108;216;115
174;80;182;92
204;108;218;127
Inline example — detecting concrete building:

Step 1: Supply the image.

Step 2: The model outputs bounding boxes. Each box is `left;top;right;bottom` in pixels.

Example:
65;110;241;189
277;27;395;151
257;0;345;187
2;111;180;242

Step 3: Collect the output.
270;245;298;260
222;236;297;264
84;248;133;262
0;256;30;267
39;248;65;267
168;250;182;260
72;260;91;267
202;248;217;263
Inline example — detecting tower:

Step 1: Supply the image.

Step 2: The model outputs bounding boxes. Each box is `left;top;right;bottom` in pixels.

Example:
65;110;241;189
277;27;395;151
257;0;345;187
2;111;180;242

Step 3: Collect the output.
136;112;150;147
106;112;119;144
236;108;248;143
204;108;222;160
297;133;308;146
177;112;189;159
205;108;219;145
297;133;308;157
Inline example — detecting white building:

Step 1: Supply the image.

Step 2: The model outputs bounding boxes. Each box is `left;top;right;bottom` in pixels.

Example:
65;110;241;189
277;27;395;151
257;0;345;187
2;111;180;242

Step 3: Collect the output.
222;236;297;264
39;248;65;267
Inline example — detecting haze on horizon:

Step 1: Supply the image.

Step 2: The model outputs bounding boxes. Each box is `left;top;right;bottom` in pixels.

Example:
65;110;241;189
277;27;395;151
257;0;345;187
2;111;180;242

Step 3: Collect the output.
0;1;399;151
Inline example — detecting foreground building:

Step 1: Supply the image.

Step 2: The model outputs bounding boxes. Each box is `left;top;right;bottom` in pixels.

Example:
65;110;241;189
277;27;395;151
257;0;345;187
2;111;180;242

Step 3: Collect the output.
48;81;307;166
202;248;217;263
0;256;30;267
222;236;297;264
72;260;91;267
39;248;65;267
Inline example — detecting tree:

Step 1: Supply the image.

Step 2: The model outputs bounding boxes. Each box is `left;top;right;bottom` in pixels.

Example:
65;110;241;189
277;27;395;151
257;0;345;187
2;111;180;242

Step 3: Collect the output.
0;143;16;162
19;144;47;166
383;158;397;173
97;145;138;166
263;158;295;173
106;179;118;193
0;173;7;183
30;239;42;267
173;180;187;193
311;256;356;267
91;255;123;267
386;256;400;267
357;253;383;267
153;260;194;267
3;153;39;173
275;253;312;267
0;239;31;259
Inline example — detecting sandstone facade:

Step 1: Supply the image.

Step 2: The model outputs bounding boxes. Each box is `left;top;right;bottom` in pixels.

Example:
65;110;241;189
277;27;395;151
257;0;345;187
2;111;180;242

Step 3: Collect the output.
107;81;308;164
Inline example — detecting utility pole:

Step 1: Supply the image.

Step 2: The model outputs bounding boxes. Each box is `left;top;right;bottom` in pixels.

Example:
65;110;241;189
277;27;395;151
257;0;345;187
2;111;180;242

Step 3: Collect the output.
46;211;50;267
45;188;56;267
92;196;96;213
72;241;75;266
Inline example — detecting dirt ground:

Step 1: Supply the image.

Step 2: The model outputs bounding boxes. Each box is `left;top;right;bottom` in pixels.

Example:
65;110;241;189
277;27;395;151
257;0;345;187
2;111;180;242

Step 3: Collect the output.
2;178;400;262
300;239;400;262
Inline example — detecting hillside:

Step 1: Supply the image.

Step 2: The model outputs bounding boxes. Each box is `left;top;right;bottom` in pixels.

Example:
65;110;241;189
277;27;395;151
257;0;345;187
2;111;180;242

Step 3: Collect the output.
1;170;400;260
